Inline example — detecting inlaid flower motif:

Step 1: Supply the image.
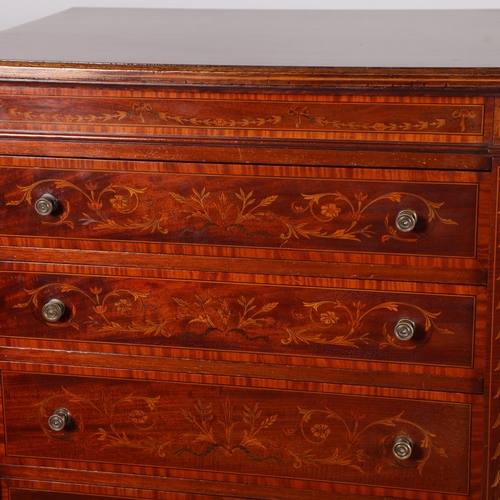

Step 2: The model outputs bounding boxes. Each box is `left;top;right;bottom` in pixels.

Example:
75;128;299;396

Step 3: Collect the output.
88;200;103;211
129;410;148;424
354;192;368;202
110;195;128;210
115;298;132;314
320;203;341;218
320;311;339;325
373;122;387;131
93;305;107;315
311;423;331;439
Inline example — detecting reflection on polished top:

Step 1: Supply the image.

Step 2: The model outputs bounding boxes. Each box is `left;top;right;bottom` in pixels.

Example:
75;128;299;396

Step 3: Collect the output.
0;8;500;68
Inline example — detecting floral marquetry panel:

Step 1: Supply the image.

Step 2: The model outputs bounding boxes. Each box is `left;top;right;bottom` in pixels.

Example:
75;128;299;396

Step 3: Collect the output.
1;165;482;259
1;371;471;494
0;87;489;145
1;272;479;368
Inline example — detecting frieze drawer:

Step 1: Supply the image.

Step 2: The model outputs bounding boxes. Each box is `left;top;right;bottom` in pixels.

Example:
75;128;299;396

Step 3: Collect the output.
1;164;486;262
1;371;472;495
1;272;482;369
0;87;490;145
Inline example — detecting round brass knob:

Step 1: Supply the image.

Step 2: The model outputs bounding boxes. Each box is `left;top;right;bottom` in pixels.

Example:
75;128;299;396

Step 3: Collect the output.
34;193;58;216
393;435;413;460
394;318;416;341
395;209;417;232
48;408;71;432
41;299;65;322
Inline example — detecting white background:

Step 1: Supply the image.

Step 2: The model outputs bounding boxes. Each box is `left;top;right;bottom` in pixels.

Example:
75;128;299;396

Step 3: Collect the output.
2;0;500;32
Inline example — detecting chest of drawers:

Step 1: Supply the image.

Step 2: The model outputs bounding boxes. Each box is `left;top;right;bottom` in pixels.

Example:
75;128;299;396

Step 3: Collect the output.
0;7;499;499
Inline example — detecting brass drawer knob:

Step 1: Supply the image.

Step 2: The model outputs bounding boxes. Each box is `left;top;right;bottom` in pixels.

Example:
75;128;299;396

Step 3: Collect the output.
34;193;58;216
393;435;413;460
395;209;417;232
394;318;415;341
48;408;71;432
41;299;65;322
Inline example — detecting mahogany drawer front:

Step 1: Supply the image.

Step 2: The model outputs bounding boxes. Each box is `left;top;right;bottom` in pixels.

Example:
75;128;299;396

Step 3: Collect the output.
0;86;490;145
1;371;471;495
2;165;482;260
4;485;244;500
7;489;136;500
2;272;480;369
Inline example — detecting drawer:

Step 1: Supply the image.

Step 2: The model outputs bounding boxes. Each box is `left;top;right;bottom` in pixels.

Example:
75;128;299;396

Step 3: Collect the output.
4;484;244;500
7;488;145;500
1;371;471;495
0;86;490;145
1;164;484;261
1;272;481;368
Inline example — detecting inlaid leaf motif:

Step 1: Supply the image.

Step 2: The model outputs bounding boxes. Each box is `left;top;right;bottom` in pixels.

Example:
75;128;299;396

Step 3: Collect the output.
30;383;449;478
8;173;458;249
0;96;480;134
13;280;457;352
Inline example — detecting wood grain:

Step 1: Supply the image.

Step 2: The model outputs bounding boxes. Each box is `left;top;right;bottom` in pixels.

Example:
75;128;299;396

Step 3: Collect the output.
0;165;481;258
0;87;489;144
1;370;472;493
0;271;480;368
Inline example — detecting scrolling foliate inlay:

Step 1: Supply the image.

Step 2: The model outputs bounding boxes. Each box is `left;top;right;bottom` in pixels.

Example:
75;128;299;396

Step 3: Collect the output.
33;387;447;475
14;283;168;337
8;179;458;244
0;97;482;136
7;179;146;230
14;282;454;351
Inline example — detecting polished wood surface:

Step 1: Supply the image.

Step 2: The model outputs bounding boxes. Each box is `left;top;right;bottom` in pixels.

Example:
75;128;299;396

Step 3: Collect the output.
0;88;490;144
0;7;497;500
1;8;500;68
0;271;480;368
0;164;482;257
1;370;472;493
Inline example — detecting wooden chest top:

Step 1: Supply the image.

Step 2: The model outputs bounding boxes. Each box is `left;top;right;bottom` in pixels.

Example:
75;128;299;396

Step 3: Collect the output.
2;8;500;88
